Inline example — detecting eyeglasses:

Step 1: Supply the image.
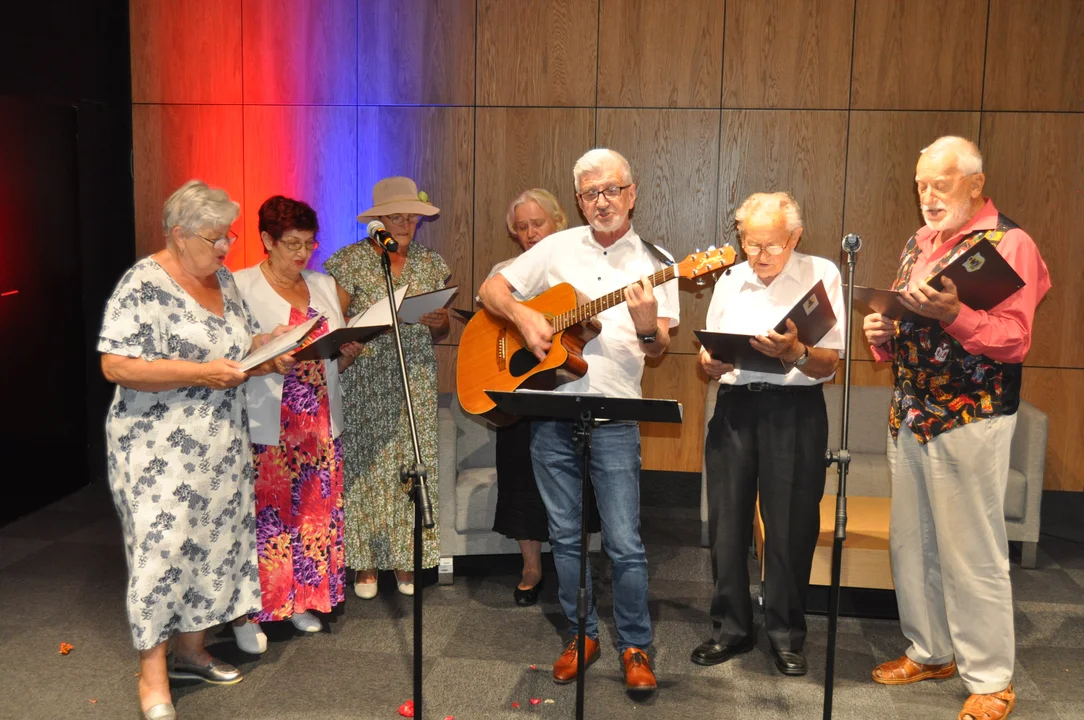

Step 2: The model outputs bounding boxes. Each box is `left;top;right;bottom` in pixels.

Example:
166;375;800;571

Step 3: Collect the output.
278;239;319;253
742;242;788;257
194;230;238;252
386;213;421;226
577;185;630;204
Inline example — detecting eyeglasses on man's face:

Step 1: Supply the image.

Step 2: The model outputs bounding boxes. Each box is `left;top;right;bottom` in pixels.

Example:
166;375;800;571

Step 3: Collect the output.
386;213;421;226
194;229;238;252
741;241;788;257
578;185;631;204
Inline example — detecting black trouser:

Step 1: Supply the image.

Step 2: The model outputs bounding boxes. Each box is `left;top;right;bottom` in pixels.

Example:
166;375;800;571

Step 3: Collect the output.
705;382;828;652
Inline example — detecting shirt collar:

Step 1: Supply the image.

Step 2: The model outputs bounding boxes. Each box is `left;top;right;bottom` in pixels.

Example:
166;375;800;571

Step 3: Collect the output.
915;198;999;252
581;223;638;251
740;251;804;291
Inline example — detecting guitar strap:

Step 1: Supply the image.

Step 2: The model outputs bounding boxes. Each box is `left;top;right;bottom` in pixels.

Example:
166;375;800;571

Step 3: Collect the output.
640;239;675;267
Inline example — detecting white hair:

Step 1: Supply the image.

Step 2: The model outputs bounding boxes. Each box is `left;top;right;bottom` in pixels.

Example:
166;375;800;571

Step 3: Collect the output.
162;179;240;236
572;148;633;192
505;188;569;235
734;192;803;236
920;136;983;175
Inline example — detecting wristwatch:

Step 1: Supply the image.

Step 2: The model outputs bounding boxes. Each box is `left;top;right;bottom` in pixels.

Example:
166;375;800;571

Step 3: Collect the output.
637;327;658;344
792;344;810;368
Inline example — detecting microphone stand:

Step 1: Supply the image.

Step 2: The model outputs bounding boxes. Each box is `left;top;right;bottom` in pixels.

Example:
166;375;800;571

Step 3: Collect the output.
378;239;435;719
822;233;860;720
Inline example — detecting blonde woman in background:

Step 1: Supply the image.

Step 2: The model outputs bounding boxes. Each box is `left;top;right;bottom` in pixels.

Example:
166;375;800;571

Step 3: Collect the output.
485;189;600;606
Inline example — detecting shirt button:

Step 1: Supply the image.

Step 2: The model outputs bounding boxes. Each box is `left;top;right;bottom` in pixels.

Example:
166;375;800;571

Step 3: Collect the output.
597;276;602;281
603;251;608;255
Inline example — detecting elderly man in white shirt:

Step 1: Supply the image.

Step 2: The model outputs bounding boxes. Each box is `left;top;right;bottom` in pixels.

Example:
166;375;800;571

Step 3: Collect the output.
479;148;679;692
691;192;845;677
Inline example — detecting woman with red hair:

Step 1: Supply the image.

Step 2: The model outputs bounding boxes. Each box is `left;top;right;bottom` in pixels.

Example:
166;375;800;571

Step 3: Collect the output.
232;195;363;653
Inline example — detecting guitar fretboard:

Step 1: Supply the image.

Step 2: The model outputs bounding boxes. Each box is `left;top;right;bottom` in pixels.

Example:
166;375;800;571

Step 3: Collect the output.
551;265;677;332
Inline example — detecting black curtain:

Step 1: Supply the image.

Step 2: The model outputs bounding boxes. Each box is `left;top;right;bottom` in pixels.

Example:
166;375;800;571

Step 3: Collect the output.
0;0;134;524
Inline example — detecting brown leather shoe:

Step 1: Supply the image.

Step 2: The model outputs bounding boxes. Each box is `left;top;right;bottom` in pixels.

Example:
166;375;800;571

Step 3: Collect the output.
552;636;600;684
958;684;1015;720
622;648;657;691
872;655;957;685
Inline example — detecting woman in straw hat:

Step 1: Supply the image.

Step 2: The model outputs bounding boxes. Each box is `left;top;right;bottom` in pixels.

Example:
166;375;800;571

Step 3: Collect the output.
324;176;450;598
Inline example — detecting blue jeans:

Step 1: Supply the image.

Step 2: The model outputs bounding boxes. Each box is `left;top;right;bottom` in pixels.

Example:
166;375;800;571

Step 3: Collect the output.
530;420;651;651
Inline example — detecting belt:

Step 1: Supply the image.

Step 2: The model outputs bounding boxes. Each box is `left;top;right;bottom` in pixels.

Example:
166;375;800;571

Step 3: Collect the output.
719;382;823;394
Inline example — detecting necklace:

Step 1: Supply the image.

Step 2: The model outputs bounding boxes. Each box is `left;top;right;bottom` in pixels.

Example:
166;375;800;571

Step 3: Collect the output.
261;261;299;289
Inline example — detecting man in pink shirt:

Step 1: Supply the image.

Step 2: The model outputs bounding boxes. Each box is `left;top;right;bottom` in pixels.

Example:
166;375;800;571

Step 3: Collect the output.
864;136;1050;720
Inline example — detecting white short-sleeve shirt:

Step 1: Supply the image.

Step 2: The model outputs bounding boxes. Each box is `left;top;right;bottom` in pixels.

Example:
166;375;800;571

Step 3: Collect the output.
705;251;845;386
499;224;680;399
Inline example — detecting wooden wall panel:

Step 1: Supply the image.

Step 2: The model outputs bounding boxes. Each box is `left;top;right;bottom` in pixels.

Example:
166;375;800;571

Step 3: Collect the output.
851;0;987;110
131;105;245;265
722;0;854;109
641;353;708;472
241;106;358;271
477;0;598;107
842;112;980;289
718;110;849;261
597;0;724;108
436;345;458;394
597;109;721;353
984;0;1084;112
473;108;595;299
981;113;1084;369
357;0;475;106
129;0;242;104
1021;368;1084;491
357;107;474;345
242;0;357;105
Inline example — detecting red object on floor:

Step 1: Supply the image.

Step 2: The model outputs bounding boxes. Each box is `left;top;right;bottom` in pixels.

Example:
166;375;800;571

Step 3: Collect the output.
530;698;542;705
398;700;414;717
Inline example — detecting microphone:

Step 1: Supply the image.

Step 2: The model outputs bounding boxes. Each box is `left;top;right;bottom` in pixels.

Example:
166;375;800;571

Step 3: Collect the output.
367;220;398;252
842;233;862;253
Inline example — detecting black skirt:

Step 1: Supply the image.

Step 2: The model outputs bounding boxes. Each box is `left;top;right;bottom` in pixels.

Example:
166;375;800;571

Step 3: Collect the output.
492;419;601;542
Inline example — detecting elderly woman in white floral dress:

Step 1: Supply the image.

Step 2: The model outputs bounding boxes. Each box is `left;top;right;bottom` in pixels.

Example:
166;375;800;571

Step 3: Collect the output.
99;180;294;720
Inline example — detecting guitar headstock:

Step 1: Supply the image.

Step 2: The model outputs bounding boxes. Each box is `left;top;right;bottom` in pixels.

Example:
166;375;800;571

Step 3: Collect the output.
675;246;738;279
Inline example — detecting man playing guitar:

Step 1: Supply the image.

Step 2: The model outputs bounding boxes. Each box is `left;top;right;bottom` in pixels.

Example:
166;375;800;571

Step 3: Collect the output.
478;148;679;692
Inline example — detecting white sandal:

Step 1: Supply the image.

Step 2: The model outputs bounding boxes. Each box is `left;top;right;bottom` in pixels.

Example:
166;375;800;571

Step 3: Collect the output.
232;621;267;654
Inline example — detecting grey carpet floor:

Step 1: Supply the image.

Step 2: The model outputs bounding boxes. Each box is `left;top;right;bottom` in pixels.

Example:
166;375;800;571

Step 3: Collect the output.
1;477;1082;720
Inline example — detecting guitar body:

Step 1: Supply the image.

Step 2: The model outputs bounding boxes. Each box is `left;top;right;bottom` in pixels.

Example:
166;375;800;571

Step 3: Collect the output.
456;282;600;425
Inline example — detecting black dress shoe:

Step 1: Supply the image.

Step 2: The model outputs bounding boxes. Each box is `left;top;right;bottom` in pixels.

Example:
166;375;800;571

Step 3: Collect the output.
770;645;808;676
513;576;545;606
689;637;755;666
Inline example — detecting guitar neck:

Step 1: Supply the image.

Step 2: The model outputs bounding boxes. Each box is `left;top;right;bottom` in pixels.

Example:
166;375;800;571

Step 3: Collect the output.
551;265;676;332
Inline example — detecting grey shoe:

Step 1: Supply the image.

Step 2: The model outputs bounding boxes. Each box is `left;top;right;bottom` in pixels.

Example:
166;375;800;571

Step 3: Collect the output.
166;655;243;685
143;703;176;720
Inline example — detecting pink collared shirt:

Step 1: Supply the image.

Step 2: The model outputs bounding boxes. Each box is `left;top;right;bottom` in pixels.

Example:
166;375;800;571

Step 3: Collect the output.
871;199;1051;364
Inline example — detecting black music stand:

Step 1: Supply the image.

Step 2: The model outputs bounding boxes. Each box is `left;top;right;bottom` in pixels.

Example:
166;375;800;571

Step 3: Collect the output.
486;390;683;720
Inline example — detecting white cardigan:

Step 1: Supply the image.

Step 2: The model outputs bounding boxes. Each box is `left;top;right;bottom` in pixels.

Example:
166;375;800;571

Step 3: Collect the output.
234;266;346;445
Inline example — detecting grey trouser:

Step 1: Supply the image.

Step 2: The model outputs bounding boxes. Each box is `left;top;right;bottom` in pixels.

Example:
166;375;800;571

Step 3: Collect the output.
888;414;1017;694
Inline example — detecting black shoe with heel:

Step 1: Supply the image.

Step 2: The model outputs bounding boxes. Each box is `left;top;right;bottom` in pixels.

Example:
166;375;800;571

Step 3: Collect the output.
513;576;545;606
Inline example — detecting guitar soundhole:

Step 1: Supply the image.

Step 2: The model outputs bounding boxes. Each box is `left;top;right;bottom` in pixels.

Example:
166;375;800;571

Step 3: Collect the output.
509;348;541;377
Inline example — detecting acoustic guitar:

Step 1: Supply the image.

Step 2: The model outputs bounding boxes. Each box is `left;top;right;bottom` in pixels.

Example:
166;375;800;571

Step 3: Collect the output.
456;246;737;424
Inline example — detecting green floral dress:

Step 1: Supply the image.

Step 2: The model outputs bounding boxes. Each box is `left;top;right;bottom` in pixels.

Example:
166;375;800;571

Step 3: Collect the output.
324;240;449;570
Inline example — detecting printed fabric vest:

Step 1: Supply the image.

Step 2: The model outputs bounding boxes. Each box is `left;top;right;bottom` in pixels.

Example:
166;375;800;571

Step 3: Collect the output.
889;214;1022;444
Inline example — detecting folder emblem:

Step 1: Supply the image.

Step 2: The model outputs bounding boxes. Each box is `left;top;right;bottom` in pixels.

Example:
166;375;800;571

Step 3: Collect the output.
802;295;819;314
963;253;985;273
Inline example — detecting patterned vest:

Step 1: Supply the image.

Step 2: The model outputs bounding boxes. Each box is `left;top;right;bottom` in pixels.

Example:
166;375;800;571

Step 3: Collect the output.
889;214;1023;444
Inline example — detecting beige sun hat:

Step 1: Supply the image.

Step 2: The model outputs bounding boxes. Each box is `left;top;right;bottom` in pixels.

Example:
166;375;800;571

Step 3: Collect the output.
357;176;440;221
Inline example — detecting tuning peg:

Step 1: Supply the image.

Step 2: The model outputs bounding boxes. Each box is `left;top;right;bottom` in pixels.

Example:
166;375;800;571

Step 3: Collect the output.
694;276;706;286
708;245;715;251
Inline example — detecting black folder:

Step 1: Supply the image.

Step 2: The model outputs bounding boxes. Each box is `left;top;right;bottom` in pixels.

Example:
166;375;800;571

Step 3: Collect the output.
694;330;787;374
291;325;387;362
851;238;1026;318
928;237;1025;311
771;279;838;346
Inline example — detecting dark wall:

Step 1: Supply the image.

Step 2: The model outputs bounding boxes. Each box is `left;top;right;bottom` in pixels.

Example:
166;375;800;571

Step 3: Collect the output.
0;1;134;523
